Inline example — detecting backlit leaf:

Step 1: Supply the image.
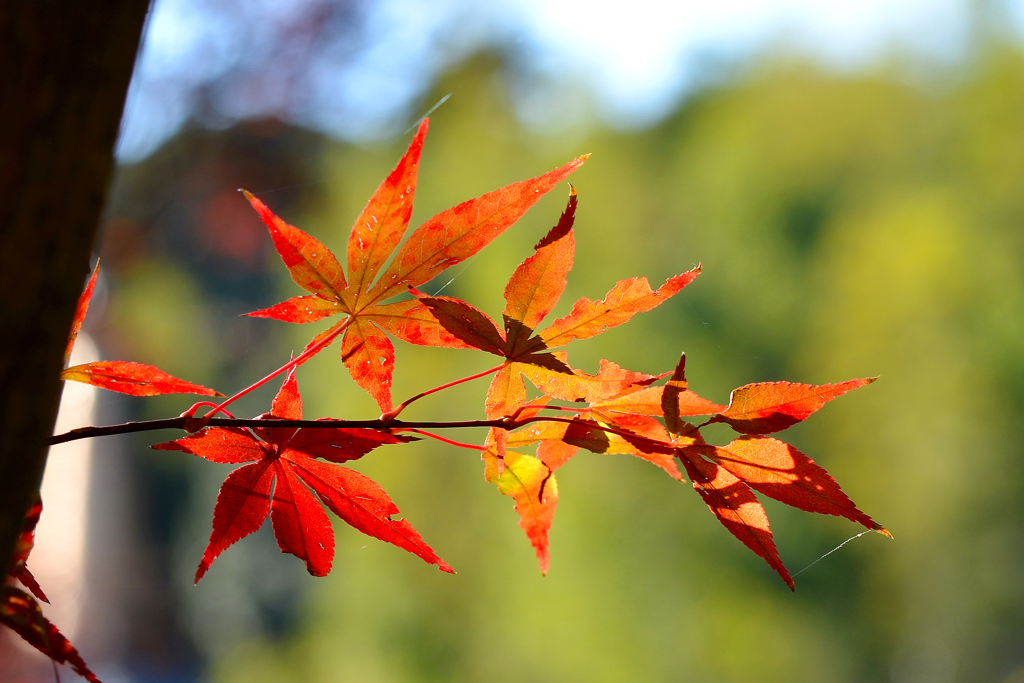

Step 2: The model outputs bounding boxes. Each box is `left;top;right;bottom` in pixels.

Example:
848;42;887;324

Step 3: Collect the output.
152;368;449;580
347;119;428;300
0;586;101;683
291;454;454;573
712;378;877;434
539;268;701;349
693;437;890;535
482;437;558;574
679;451;793;590
368;156;587;303
270;461;334;576
502;186;576;354
65;261;99;365
246;121;584;408
485;363;527;420
247;295;343;323
61;361;221;397
195;460;275;583
341;318;397;411
243;190;350;308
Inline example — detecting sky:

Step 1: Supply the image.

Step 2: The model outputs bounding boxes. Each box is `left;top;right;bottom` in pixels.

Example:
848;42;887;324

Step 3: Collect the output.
116;0;1024;161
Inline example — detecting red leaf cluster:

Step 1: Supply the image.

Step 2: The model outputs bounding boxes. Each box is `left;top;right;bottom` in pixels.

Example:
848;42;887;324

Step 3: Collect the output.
153;367;452;581
414;187;700;421
245;119;587;412
229;120;886;588
47;117;887;600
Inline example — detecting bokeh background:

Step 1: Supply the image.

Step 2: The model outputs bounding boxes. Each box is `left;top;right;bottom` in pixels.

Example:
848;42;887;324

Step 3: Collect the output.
5;0;1024;681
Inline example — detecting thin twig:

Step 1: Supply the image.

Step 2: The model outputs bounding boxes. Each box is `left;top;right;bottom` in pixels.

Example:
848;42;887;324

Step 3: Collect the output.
186;317;352;429
381;362;504;423
402;428;481;451
48;413;682;453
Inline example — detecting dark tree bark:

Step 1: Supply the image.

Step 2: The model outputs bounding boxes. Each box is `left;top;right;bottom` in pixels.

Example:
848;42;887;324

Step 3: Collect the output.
0;2;151;576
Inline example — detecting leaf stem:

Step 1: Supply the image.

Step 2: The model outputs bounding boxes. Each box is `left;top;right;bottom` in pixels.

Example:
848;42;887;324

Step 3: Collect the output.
401;429;481;451
380;362;505;424
185;317;351;430
182;402;236;419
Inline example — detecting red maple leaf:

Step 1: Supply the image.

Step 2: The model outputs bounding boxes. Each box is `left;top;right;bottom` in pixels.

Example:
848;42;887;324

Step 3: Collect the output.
685;437;889;535
678;450;794;588
708;378;876;434
6;493;47;603
61;261;221;397
1;587;101;683
676;375;884;589
152;367;453;581
415;188;701;420
2;498;101;681
245;118;587;411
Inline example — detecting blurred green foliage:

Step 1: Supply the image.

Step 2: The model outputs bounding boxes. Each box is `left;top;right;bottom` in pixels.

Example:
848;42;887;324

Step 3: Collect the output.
106;44;1024;683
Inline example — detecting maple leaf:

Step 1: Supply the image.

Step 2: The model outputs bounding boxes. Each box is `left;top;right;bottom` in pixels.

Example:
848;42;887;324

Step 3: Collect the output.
503;356;887;589
245;118;588;411
685;437;890;536
709;378;876;435
416;188;701;420
0;587;101;683
488;357;717;570
61;361;222;397
152;367;453;581
2;498;100;681
678;451;794;590
61;261;221;397
481;428;558;574
669;370;887;588
6;493;47;603
677;435;890;591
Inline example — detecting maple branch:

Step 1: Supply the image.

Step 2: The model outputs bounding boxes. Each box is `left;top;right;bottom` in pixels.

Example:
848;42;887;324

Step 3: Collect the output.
185;317;352;429
381;362;505;424
48;414;681;456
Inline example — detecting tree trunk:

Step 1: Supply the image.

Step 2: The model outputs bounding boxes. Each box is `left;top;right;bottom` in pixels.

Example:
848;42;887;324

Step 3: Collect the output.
0;1;151;576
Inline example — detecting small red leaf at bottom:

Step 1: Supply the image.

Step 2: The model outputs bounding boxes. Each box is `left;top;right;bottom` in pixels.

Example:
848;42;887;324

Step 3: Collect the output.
8;495;47;602
0;586;101;682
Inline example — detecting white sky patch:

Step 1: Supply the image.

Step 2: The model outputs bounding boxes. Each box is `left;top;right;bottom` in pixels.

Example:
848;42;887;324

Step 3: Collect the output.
514;0;970;125
116;0;1022;160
